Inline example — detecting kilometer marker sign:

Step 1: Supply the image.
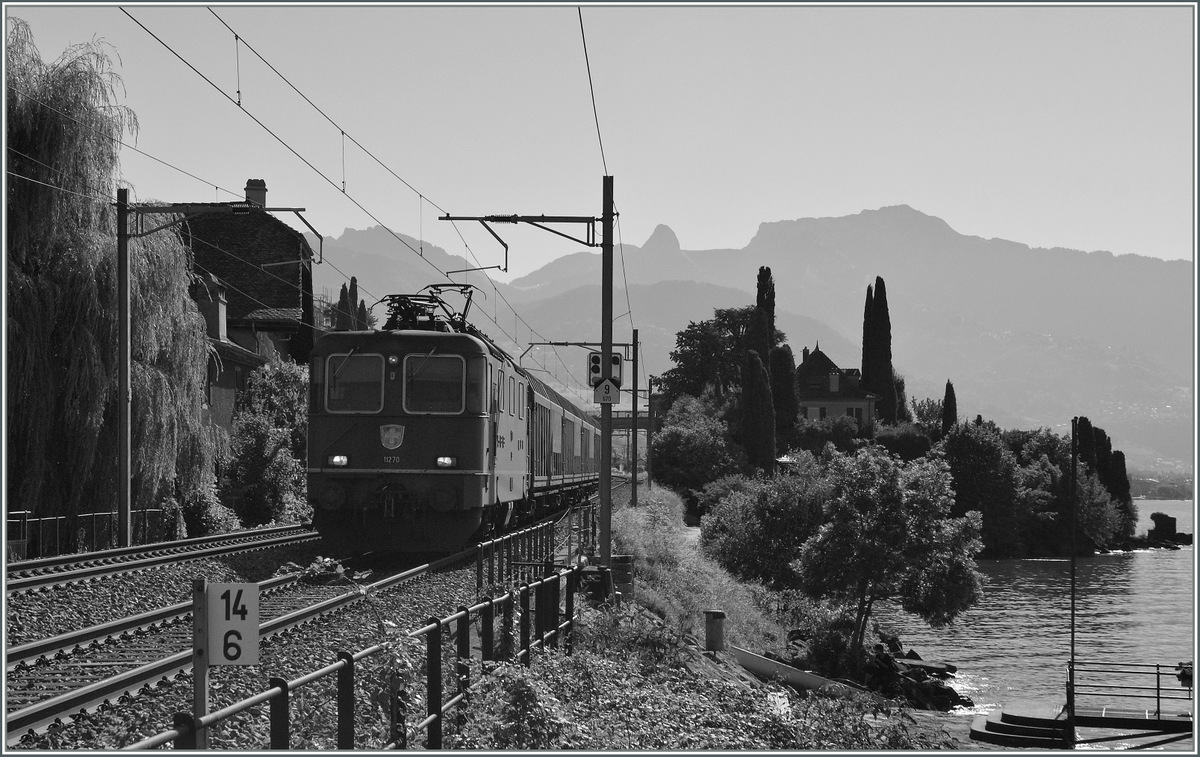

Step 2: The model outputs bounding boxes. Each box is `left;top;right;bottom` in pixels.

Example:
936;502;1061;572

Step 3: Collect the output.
206;582;260;665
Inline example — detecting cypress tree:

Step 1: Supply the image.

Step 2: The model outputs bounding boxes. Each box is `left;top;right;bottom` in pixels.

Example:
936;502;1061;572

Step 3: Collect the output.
861;283;874;387
872;276;898;423
348;276;360;327
356;300;369;330
336;283;351;330
756;266;776;361
1076;416;1096;471
740;349;775;475
942;380;958;436
769;344;797;454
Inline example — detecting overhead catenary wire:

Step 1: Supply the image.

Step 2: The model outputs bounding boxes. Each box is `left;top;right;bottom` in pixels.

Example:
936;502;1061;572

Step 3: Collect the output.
196;8;593;396
120;9;597;397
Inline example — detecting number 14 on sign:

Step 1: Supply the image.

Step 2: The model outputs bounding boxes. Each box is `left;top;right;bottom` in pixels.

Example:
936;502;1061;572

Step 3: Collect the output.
205;582;259;665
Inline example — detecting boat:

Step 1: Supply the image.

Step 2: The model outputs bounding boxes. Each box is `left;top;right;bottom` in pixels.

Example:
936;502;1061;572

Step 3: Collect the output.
729;645;870;699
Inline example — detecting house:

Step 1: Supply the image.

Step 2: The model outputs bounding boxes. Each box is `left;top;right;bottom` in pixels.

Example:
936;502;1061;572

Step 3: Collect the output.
794;344;878;425
183;179;318;430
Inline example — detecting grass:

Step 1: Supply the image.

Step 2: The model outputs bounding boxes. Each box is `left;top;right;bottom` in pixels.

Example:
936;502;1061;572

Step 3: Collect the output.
439;483;965;750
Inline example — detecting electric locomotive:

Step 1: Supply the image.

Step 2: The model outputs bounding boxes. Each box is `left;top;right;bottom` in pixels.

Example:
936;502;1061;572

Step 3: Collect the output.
307;285;600;555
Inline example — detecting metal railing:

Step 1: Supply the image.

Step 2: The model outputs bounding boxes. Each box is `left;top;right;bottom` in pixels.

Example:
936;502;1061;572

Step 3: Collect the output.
6;509;176;560
1071;660;1194;715
124;563;594;751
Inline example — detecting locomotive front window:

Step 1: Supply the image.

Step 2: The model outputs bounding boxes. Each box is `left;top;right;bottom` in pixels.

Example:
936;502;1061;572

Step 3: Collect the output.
326;352;385;413
404;354;465;414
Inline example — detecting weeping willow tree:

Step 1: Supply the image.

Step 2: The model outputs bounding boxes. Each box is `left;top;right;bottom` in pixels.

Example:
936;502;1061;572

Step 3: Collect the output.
7;19;223;547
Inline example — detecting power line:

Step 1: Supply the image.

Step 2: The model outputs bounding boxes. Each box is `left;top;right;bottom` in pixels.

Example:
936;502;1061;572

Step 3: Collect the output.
196;9;592;396
577;7;608;176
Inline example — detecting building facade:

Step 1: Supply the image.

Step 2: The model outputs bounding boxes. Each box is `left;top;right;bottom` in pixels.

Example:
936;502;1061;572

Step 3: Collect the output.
794;344;878;424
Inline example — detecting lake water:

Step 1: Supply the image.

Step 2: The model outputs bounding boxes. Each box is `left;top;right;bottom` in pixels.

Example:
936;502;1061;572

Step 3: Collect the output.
874;500;1195;749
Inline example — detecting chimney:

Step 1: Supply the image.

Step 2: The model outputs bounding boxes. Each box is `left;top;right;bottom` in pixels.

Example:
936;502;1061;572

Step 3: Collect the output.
802;346;810;363
245;179;267;207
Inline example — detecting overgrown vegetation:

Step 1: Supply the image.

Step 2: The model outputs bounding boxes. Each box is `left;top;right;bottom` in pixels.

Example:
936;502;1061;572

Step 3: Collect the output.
6;19;225;548
445;486;960;749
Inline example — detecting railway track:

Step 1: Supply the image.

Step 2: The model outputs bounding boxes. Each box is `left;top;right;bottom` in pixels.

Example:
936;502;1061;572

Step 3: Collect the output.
6;525;319;594
5;494;614;748
5;549;469;747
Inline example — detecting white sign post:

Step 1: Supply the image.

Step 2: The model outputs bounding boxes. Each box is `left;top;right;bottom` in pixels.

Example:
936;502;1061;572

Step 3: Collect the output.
193;579;260;747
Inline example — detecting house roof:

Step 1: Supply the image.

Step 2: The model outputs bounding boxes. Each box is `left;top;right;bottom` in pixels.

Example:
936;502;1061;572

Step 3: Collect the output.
796;346;878;401
183;210;314;323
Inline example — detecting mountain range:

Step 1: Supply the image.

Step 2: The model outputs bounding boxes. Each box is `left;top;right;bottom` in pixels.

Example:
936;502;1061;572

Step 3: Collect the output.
307;205;1194;472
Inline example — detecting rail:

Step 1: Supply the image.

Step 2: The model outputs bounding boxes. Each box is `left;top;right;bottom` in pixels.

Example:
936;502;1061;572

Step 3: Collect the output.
124;562;597;750
1066;659;1194;748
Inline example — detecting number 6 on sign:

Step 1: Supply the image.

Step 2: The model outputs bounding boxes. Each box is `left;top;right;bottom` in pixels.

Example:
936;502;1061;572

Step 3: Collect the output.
206;583;259;665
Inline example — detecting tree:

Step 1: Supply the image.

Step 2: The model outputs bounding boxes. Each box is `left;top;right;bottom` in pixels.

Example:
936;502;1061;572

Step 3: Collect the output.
860;284;874;388
793;447;983;664
755;266;776;363
739;350;775;475
220;359;310;526
656;305;784;408
939;422;1022;557
769;345;798;453
910;396;943;440
941;380;958;437
699;456;831;588
649;395;743;513
6;20;217;543
356;300;369;331
335;283;352;330
348;276;360;327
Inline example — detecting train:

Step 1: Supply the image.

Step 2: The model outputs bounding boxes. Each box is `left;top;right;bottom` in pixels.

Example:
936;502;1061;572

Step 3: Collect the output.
306;284;600;555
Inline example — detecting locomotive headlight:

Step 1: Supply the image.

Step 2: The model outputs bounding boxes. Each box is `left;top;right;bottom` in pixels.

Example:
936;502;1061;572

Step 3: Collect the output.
436;456;457;468
328;454;350;467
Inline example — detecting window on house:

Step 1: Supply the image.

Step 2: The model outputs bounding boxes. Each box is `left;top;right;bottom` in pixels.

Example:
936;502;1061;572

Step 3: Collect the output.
819;406;827;420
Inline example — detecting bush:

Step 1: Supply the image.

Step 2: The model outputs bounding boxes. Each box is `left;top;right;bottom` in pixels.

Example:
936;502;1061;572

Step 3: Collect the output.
176;477;242;537
873;422;933;461
221;415;308;526
792;416;863;455
699;459;831;589
650;409;743;516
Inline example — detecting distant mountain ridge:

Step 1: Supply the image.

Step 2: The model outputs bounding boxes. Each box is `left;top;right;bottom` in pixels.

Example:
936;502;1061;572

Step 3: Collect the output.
309;205;1193;470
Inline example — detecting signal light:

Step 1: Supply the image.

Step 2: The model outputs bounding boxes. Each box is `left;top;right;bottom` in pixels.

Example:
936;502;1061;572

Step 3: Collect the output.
587;351;603;387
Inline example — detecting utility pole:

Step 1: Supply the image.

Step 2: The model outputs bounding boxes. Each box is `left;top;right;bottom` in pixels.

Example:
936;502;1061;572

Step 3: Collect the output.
599;176;614;567
631;328;638;509
442;176;615;566
117;189;131;548
113;191;318;548
646;377;653;490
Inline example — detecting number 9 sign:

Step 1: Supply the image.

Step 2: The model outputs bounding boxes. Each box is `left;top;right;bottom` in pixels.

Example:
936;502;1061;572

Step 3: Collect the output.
206;583;259;665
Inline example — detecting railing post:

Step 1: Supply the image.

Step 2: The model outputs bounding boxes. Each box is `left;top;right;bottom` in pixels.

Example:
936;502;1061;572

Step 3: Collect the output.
519;585;531;667
337;651;355;749
1156;664;1162;716
501;593;514;661
488;539;496;589
481;596;494;662
476;543;484;595
173;712;198;750
268;677;289;749
426;617;443;750
1064;660;1076;749
390;670;407;749
565;568;577;654
550;570;561;649
456;606;471;728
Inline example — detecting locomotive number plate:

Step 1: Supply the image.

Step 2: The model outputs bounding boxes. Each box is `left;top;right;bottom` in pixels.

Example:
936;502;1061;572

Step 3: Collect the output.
383;456;402;464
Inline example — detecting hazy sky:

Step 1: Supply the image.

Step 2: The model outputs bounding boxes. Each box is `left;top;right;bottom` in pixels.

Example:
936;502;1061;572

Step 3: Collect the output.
5;3;1196;282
